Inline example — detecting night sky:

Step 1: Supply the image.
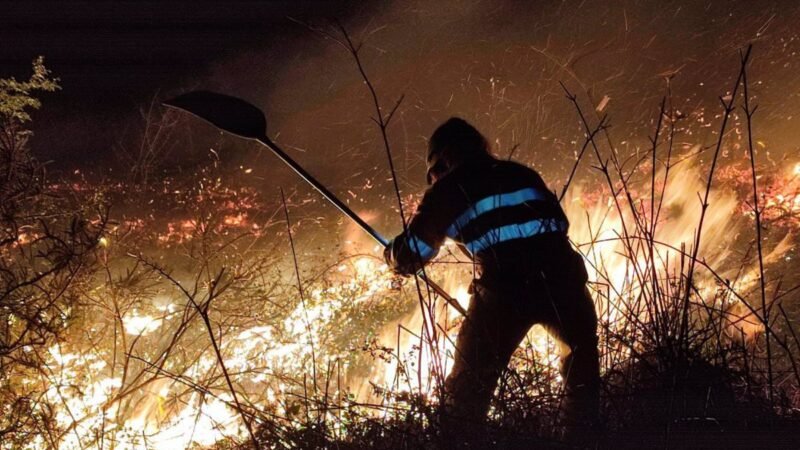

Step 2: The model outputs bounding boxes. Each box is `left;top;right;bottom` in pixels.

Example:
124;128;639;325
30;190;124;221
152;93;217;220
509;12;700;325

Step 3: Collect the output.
1;0;367;162
3;0;799;183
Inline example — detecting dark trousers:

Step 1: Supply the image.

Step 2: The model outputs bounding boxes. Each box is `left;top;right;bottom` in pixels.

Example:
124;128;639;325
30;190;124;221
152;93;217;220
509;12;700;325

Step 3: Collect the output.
440;251;600;444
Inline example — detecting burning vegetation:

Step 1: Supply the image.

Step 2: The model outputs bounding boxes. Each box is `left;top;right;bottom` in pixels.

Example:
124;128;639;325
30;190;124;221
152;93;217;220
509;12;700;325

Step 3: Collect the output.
3;19;800;450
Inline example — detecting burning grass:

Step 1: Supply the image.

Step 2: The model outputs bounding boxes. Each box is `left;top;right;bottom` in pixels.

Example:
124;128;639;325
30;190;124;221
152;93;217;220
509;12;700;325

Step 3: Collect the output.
3;46;800;450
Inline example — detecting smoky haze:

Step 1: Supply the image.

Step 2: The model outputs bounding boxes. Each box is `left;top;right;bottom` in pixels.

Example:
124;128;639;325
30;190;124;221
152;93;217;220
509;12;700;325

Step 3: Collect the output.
190;0;800;237
8;0;799;236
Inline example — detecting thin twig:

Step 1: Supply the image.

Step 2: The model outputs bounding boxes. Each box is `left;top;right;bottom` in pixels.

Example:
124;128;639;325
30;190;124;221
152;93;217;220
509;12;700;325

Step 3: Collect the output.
741;49;773;403
134;255;262;449
680;45;752;352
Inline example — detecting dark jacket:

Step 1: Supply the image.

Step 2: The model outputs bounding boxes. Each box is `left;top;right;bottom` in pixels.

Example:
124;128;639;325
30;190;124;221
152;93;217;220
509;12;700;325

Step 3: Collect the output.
385;155;571;282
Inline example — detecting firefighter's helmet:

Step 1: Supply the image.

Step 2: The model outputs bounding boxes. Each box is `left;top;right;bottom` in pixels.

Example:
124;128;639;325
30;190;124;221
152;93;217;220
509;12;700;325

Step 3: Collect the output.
426;117;490;184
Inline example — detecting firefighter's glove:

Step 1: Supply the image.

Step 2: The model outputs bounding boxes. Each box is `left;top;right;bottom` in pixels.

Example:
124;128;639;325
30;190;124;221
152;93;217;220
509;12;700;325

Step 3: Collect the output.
383;242;393;267
383;241;407;277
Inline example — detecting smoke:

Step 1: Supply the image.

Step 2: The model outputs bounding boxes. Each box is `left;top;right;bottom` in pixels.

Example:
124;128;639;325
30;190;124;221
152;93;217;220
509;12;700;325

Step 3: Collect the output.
191;0;800;243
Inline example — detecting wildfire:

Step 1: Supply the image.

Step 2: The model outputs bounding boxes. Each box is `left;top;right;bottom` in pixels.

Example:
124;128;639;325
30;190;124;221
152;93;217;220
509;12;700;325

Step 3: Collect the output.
20;153;799;449
719;158;800;228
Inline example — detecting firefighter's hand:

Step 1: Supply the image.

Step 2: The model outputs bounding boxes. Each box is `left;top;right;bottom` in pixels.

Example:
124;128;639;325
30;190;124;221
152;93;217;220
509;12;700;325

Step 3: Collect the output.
382;248;398;274
384;240;416;278
382;243;393;267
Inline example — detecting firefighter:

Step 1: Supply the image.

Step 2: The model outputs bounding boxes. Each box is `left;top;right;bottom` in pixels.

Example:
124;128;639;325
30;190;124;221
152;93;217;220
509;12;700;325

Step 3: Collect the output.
384;117;600;446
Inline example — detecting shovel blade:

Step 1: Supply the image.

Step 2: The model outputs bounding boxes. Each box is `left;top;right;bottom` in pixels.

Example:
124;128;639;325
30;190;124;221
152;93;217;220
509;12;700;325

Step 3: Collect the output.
163;91;267;140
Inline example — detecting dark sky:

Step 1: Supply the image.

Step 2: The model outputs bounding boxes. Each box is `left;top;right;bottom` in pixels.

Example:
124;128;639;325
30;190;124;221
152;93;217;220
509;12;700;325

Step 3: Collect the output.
1;0;368;162
4;0;799;180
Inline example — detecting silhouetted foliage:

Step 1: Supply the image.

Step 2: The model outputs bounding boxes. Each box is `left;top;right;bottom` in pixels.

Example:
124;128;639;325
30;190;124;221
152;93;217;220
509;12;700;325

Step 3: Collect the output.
0;58;106;446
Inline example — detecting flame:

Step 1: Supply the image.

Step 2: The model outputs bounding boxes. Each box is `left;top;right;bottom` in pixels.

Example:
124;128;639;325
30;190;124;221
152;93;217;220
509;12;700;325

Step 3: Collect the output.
20;157;798;449
362;158;797;404
122;311;161;335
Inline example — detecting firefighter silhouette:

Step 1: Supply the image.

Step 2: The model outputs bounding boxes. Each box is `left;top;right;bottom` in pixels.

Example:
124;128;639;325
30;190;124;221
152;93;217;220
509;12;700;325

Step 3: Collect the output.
385;118;600;446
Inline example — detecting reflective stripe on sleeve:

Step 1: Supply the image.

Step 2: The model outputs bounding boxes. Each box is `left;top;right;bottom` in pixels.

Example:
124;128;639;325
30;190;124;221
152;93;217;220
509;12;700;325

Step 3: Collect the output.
406;234;437;261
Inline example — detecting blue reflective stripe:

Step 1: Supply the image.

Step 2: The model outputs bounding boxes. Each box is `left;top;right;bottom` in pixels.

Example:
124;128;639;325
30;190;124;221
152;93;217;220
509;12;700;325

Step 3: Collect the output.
406;234;437;261
446;188;550;237
464;219;567;254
